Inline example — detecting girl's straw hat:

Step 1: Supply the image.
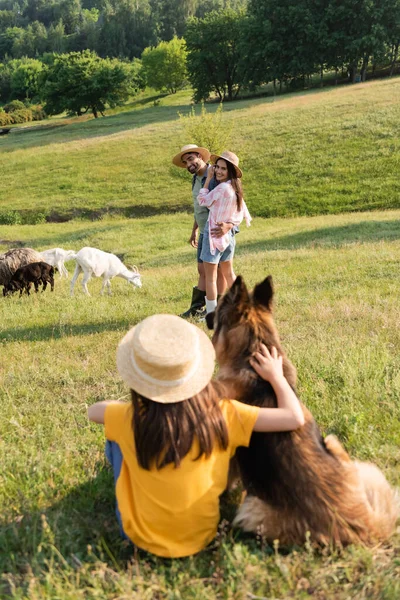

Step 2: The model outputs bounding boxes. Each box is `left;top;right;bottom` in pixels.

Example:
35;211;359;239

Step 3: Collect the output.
172;144;211;168
116;314;215;403
210;150;242;178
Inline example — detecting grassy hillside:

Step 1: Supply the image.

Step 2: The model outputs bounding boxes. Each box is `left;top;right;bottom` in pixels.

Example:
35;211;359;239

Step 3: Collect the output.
1;78;399;220
1;210;400;598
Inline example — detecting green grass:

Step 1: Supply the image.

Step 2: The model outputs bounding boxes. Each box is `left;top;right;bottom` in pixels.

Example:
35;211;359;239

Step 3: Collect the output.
1;78;400;220
1;209;400;598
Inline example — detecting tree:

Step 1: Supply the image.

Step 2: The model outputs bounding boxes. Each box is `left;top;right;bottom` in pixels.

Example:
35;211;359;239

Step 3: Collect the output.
42;49;139;117
0;10;16;33
185;8;246;101
97;0;157;59
0;61;12;101
244;0;326;90
149;0;197;40
141;36;187;93
0;26;24;57
47;20;66;53
10;56;45;100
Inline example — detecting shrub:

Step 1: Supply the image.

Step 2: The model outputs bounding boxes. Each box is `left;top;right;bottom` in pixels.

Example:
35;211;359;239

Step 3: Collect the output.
178;102;233;154
9;108;33;123
22;211;48;225
0;111;12;126
0;211;22;225
3;99;25;113
30;105;47;121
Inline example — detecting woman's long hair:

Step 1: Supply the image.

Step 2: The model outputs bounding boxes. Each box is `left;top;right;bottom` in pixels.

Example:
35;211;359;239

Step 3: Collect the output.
217;158;243;212
131;382;229;470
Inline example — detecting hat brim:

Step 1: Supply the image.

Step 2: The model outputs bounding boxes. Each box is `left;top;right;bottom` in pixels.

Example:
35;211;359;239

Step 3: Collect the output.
116;323;216;403
210;154;242;178
172;147;211;168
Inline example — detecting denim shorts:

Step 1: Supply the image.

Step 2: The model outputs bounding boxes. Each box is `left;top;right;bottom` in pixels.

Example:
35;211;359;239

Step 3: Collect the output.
197;233;204;264
200;222;236;264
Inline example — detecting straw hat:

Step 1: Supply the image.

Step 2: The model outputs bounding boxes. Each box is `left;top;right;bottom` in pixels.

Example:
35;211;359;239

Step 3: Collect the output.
116;314;215;403
210;150;242;178
172;144;211;168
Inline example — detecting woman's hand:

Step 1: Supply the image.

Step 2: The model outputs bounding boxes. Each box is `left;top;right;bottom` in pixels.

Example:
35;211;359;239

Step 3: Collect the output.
204;165;215;185
250;344;284;384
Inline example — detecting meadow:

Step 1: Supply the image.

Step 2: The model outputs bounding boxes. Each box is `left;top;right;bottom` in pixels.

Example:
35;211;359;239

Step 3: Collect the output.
1;80;400;598
0;77;399;220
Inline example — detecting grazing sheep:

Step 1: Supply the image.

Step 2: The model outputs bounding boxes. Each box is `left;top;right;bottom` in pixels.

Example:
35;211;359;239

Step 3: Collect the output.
39;248;76;278
70;247;142;296
0;248;44;290
3;262;55;297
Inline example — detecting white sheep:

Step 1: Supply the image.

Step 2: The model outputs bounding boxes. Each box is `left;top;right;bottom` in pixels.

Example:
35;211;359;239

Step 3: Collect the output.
70;247;142;296
39;248;76;278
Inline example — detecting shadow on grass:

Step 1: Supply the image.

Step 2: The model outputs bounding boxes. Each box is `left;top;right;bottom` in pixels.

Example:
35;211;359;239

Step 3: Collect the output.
32;202;191;225
0;101;192;153
0;84;343;154
0;465;122;578
0;319;133;342
0;462;258;590
237;219;400;255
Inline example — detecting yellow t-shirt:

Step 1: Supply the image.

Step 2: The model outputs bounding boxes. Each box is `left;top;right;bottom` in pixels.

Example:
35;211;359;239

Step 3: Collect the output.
104;399;260;558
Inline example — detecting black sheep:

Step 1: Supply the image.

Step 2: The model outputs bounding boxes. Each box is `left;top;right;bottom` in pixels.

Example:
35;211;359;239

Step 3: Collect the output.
3;262;55;297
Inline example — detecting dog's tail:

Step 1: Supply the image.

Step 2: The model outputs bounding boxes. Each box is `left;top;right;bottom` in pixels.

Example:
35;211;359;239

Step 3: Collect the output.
324;434;352;462
355;461;400;539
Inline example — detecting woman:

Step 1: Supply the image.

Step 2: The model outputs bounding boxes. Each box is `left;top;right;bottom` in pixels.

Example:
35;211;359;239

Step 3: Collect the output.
197;150;251;314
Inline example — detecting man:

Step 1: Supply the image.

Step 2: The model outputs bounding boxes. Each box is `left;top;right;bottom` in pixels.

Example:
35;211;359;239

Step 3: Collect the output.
172;144;234;318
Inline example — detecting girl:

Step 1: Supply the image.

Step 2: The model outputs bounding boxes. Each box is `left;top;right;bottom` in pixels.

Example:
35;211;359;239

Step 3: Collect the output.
88;314;304;558
197;151;251;315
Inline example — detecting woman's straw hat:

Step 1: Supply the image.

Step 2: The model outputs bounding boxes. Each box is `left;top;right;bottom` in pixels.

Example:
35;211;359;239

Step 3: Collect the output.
210;150;242;178
116;314;215;403
172;144;211;168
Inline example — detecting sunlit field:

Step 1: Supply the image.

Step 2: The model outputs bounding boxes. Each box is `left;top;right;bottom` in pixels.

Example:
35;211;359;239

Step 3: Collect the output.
1;79;400;599
0;78;399;220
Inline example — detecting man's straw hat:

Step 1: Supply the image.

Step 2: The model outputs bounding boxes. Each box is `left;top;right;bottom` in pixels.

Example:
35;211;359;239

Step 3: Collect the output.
116;314;215;403
172;144;211;168
210;150;242;178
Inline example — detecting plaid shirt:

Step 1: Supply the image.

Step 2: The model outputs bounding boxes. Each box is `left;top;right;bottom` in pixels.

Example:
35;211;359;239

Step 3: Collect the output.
198;182;252;254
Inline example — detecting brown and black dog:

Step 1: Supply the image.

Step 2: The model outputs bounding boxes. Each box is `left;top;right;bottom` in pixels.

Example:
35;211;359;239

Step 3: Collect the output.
207;275;399;546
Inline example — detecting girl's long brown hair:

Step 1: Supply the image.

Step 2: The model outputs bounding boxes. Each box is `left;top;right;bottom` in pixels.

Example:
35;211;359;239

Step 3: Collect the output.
217;158;243;212
131;382;229;470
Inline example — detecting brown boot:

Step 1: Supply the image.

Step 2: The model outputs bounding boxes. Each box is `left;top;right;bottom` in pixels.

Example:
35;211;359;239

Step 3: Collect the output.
180;287;206;319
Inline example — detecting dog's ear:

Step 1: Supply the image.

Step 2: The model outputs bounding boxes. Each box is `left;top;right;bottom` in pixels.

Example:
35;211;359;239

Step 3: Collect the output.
224;275;250;309
205;311;215;330
218;275;250;325
253;275;274;311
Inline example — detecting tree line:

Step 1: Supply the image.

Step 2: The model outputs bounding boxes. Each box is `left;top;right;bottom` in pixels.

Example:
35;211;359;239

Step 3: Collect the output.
0;0;399;119
0;0;244;61
186;0;400;101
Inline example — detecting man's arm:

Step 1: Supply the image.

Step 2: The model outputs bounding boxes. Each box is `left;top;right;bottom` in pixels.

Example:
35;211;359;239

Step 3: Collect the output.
211;222;234;238
189;219;199;248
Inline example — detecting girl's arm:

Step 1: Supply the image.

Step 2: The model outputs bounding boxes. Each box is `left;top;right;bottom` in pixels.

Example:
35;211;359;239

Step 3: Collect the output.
251;345;305;432
88;400;125;424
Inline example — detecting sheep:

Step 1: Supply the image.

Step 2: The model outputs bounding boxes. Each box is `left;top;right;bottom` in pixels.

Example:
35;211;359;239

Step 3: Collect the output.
70;247;142;296
3;262;55;297
0;248;44;290
39;248;76;278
